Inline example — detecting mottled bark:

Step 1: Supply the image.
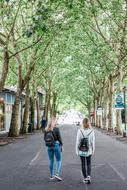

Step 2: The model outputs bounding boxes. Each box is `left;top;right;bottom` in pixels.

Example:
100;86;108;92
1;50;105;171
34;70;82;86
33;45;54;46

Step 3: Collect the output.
94;100;97;127
96;98;100;128
115;63;123;135
51;92;57;117
36;98;40;130
8;51;22;137
115;0;127;134
8;34;38;136
103;96;109;130
8;33;23;137
44;90;48;117
45;80;51;122
116;111;122;134
108;75;113;131
30;96;35;131
21;83;30;134
8;89;21;137
0;48;9;92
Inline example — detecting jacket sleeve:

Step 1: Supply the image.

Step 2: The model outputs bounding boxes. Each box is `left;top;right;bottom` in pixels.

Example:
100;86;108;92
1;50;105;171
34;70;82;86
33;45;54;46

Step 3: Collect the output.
44;131;46;141
76;129;80;155
56;128;63;145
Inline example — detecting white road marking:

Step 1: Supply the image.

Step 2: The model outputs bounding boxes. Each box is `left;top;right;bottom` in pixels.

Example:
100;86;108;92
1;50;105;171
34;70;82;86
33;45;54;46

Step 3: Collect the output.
92;164;106;169
85;184;88;190
109;164;126;181
29;151;40;166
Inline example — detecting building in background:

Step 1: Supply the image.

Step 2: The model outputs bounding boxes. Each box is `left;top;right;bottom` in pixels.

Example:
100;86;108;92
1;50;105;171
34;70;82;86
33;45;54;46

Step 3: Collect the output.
0;87;24;134
0;87;44;134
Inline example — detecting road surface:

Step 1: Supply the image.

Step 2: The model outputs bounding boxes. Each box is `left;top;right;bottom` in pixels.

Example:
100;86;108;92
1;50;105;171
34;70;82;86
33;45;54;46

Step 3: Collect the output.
0;125;127;190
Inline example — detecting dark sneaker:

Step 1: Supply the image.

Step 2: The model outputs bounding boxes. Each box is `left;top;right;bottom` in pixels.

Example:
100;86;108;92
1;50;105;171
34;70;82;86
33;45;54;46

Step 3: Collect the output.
87;176;91;184
55;175;63;181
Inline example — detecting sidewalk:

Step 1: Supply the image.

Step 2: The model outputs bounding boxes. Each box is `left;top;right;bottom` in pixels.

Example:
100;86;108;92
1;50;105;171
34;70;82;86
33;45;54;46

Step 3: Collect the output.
96;127;127;145
0;130;41;146
1;125;127;190
0;139;9;146
0;133;10;146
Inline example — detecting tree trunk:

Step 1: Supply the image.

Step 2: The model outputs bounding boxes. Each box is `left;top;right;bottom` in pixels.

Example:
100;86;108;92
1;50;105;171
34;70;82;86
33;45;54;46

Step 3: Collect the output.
45;80;51;122
50;101;52;117
8;33;38;136
36;97;40;130
0;48;9;92
116;111;122;134
44;90;49;122
8;89;21;137
108;75;113;131
21;83;30;134
8;52;22;137
115;3;127;134
94;100;97;127
115;63;123;135
96;98;100;128
30;96;35;131
44;89;48;117
98;115;102;128
103;96;109;130
51;92;57;117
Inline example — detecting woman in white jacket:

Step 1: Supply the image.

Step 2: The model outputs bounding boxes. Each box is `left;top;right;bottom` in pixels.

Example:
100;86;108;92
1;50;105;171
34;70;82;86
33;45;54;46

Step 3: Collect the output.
76;118;95;184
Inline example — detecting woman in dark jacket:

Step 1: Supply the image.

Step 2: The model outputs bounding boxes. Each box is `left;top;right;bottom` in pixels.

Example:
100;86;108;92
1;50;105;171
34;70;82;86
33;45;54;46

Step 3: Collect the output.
44;117;63;181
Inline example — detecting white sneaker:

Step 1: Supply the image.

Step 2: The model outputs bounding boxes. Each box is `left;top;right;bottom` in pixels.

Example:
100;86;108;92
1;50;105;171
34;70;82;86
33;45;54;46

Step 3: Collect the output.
55;175;63;181
49;176;55;180
87;176;91;184
83;178;88;184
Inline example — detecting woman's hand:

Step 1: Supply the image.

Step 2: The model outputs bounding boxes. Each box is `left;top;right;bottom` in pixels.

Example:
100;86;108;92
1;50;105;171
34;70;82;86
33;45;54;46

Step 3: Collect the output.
76;150;79;156
92;152;94;156
61;146;64;152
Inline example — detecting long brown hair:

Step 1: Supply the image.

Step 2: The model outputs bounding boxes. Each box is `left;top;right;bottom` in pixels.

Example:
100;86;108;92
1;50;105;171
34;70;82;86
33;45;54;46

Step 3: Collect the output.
45;117;56;132
82;118;90;129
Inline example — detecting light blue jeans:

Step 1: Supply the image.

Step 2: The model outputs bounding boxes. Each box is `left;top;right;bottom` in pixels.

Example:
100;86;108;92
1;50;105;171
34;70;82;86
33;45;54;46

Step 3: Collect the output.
47;142;62;177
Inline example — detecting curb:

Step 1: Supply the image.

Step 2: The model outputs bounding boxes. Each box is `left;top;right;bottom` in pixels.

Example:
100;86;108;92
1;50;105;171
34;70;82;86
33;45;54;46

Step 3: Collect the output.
97;128;127;145
0;130;42;147
0;141;9;146
14;136;25;139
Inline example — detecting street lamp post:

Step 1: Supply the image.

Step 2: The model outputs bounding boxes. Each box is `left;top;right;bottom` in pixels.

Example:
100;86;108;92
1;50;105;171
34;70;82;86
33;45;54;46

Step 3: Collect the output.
123;86;127;137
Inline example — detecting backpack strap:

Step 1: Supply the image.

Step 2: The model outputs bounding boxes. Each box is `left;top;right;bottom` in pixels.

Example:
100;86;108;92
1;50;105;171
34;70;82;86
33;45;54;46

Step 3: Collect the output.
52;130;56;140
87;130;93;136
80;129;93;138
80;129;85;138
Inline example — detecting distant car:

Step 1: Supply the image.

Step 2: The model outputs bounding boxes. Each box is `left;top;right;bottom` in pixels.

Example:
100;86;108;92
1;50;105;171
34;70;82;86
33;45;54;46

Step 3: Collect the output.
75;121;81;126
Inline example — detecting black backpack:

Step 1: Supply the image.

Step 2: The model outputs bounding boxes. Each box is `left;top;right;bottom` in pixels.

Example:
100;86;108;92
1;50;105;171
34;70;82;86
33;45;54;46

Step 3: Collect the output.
44;131;55;147
78;130;93;152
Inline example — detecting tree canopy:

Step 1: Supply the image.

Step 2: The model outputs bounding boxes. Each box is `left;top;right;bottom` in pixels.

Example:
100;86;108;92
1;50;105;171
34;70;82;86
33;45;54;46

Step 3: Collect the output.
0;0;127;136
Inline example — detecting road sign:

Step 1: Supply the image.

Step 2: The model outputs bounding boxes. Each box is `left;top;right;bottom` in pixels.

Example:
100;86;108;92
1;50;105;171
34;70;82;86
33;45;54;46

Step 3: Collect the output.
114;92;124;109
97;106;103;115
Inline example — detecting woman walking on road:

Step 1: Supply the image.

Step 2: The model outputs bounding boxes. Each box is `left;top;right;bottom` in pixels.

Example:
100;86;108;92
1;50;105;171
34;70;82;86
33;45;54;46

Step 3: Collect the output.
44;117;63;181
76;118;95;184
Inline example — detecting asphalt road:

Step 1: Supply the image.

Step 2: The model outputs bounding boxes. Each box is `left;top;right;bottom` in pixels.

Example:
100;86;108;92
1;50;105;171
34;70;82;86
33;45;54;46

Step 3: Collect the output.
0;125;127;190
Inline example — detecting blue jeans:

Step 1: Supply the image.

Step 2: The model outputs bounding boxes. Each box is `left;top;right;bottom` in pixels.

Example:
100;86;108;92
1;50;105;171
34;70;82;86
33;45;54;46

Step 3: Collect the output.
47;142;62;177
